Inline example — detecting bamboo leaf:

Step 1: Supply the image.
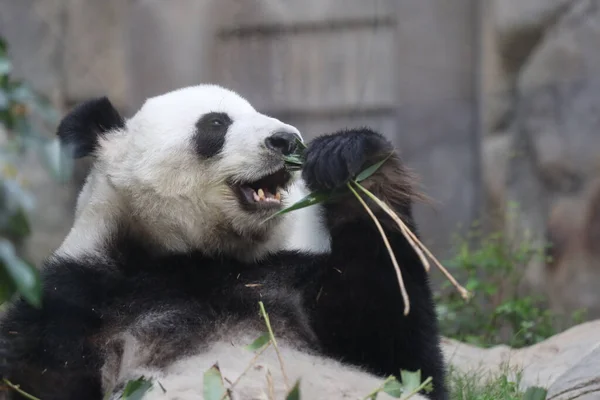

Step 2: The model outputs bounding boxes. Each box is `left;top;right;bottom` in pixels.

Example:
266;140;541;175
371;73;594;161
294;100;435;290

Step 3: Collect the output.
263;190;332;222
399;370;422;394
355;152;394;182
285;380;301;400
203;364;228;400
245;333;270;352
121;376;153;400
295;138;307;150
382;377;404;398
282;155;304;166
0;239;41;308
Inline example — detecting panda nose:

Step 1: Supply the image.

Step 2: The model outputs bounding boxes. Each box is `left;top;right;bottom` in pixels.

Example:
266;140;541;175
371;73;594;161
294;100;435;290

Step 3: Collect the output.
265;131;299;156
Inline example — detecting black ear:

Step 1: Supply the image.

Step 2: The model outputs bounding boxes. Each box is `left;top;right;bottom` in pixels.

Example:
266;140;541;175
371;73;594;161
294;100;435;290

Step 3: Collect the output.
57;97;125;158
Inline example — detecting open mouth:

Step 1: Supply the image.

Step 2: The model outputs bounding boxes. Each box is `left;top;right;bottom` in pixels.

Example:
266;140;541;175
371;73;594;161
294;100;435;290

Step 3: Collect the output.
231;168;292;211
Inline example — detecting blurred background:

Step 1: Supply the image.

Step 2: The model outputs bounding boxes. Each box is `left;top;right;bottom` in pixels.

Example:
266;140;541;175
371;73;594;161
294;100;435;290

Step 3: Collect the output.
0;0;598;347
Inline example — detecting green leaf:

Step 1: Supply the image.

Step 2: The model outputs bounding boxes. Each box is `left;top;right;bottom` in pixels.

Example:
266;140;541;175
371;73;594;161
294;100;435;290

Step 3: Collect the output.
1;208;31;238
0;58;12;75
295;138;307;150
41;138;74;182
382;377;404;398
0;239;41;308
203;364;228;400
263;190;332;222
282;155;304;165
245;332;270;351
285;380;301;400
0;264;16;304
0;91;8;110
522;387;547;400
1;179;35;212
399;370;422;394
355;152;394;183
121;376;153;400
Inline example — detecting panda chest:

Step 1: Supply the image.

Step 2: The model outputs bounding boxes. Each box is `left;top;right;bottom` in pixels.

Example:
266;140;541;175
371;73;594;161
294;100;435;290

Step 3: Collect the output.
121;259;290;318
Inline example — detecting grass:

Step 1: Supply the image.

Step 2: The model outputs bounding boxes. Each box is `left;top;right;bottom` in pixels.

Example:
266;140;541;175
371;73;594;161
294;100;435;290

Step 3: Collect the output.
434;224;586;349
447;366;547;400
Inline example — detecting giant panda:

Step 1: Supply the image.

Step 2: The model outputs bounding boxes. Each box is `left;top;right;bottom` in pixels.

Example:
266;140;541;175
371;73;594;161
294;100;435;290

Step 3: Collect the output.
0;84;448;400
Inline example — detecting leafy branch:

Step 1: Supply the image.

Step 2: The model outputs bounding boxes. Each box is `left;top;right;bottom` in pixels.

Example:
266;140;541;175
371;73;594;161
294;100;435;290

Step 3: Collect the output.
363;370;433;399
2;379;41;400
272;141;470;315
259;301;290;389
0;37;71;310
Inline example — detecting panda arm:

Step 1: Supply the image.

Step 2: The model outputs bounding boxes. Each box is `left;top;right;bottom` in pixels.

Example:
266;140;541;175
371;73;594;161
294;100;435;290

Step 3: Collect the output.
0;260;115;399
300;129;448;400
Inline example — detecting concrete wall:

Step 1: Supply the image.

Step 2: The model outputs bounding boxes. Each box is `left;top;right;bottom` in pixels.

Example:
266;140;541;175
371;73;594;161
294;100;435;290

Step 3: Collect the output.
0;0;481;263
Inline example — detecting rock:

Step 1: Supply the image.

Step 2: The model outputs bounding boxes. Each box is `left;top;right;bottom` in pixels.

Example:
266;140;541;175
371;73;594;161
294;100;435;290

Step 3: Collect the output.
494;0;574;74
494;0;573;38
546;345;600;399
482;132;512;231
503;0;600;315
545;179;600;317
442;320;600;397
519;0;600;91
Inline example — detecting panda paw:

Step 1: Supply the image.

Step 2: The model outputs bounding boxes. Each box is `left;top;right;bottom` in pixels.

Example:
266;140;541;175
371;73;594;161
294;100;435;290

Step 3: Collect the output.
301;128;394;192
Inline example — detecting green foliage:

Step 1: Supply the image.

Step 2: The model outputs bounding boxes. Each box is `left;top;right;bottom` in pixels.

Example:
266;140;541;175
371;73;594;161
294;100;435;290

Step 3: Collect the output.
364;370;433;400
0;37;70;307
435;225;586;348
120;376;154;400
285;380;301;400
245;332;270;351
522;387;548;400
448;367;547;400
355;152;393;182
203;364;229;400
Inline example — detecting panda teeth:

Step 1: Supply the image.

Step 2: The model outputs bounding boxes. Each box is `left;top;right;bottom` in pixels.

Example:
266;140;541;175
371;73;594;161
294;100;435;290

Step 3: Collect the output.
251;188;281;204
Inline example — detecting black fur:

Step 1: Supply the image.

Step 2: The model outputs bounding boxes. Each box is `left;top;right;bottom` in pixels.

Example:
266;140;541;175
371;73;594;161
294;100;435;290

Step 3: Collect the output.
265;131;300;156
0;128;447;400
194;112;233;158
56;97;125;158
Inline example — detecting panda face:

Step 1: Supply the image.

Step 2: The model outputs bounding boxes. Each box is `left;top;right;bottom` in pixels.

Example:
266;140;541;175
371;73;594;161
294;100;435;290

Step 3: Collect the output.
113;84;301;209
58;85;321;260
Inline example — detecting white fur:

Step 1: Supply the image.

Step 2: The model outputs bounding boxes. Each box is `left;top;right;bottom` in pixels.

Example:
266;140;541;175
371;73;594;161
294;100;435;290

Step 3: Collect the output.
280;178;330;254
56;84;330;261
104;327;427;400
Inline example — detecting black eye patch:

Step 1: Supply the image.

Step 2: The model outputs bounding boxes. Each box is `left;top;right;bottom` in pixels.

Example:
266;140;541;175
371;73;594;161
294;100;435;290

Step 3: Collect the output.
194;112;233;158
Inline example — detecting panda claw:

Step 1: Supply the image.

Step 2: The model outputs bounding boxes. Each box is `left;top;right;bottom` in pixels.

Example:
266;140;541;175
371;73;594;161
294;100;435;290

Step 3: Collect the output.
302;128;392;192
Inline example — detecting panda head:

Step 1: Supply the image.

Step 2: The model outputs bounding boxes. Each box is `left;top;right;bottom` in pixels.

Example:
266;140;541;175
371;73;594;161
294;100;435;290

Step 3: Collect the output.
56;85;328;261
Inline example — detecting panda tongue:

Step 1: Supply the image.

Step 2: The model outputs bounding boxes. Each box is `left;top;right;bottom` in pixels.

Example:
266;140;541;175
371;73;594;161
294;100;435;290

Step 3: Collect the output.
240;185;257;203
